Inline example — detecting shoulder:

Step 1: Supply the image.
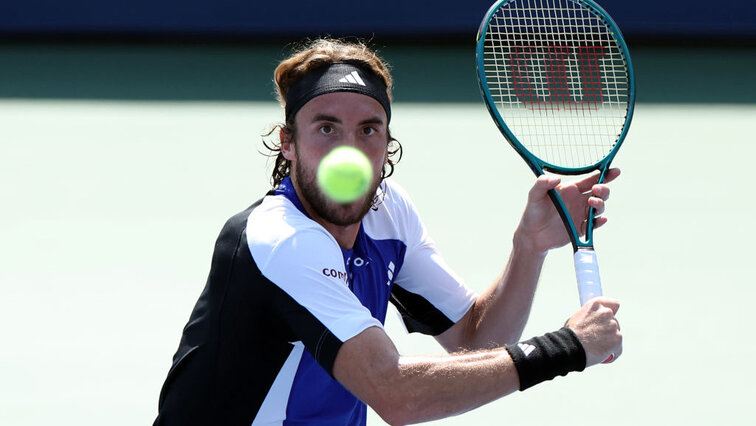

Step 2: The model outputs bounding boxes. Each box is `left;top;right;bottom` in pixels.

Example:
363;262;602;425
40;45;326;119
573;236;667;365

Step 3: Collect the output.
246;194;327;240
245;194;343;272
379;178;416;212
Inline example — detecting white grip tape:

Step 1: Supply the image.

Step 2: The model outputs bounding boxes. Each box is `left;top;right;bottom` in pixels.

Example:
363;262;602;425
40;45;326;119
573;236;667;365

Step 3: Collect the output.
574;249;602;306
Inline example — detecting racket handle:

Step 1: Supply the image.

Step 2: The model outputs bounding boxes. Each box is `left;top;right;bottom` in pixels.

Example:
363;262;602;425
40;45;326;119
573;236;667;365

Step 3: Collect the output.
574;249;602;306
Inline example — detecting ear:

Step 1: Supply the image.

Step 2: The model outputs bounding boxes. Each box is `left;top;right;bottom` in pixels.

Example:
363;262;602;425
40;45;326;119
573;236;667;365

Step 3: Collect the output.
280;129;296;161
378;149;388;178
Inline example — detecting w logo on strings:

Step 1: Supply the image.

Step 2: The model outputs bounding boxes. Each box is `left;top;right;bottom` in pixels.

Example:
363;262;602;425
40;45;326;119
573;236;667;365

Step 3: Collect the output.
509;45;606;105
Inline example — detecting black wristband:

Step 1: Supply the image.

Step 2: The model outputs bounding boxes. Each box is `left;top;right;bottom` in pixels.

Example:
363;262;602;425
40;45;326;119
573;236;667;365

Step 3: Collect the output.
504;327;586;391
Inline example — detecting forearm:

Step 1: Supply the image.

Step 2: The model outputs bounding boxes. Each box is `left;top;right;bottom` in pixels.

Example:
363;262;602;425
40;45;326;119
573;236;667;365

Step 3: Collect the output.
448;231;547;350
335;327;519;425
390;350;519;424
486;233;547;343
336;325;590;425
449;170;620;350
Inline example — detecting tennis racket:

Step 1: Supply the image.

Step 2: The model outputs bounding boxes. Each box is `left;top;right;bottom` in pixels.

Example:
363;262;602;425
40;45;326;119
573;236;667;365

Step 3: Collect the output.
475;0;635;306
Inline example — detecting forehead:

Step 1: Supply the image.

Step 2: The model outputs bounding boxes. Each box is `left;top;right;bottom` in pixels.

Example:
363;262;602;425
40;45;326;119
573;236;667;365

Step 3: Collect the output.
295;92;387;123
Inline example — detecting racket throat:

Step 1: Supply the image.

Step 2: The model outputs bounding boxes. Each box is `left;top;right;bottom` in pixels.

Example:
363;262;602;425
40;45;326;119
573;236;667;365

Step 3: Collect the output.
546;188;584;252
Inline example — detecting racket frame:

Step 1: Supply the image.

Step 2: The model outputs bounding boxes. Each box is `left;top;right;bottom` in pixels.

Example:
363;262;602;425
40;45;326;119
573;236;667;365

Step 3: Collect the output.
475;0;636;252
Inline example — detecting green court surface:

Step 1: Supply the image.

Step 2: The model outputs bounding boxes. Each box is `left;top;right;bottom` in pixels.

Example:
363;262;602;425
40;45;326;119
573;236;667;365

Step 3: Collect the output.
1;42;754;104
1;43;755;425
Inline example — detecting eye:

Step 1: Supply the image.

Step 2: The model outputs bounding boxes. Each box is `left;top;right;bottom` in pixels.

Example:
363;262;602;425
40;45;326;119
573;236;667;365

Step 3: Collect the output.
319;125;334;135
362;127;376;136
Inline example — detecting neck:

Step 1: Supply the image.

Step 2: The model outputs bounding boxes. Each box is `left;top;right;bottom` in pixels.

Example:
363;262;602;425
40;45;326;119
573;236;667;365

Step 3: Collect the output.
312;216;361;250
291;180;362;250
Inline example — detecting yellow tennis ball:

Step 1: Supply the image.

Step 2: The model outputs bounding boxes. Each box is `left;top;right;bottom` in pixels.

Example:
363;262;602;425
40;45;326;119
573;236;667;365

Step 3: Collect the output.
317;146;373;204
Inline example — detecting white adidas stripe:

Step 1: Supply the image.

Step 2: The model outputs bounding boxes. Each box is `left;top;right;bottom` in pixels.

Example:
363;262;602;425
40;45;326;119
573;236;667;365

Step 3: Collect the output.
517;343;536;357
350;71;365;85
338;71;366;86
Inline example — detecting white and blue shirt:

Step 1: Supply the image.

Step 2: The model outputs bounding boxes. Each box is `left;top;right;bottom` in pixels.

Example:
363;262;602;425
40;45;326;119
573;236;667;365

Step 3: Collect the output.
154;177;477;426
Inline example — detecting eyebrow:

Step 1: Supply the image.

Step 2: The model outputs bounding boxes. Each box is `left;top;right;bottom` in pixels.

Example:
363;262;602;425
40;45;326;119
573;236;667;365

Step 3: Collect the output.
359;117;385;126
311;114;385;126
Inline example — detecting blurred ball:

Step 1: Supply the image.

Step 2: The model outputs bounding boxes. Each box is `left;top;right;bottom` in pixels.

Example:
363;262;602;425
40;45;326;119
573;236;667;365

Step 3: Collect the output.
317;146;373;203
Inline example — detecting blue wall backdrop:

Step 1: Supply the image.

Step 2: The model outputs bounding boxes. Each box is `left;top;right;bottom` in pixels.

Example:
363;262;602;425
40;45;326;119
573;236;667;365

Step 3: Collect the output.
1;0;754;39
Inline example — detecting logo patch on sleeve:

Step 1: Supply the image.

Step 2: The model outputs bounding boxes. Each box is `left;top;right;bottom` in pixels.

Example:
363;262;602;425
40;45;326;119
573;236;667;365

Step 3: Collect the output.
322;267;348;284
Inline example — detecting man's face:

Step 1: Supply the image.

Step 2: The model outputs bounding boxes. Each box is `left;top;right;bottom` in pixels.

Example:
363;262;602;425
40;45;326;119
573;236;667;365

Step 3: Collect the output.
282;92;389;226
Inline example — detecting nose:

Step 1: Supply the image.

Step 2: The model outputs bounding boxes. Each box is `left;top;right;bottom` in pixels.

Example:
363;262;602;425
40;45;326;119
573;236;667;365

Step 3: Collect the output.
339;132;359;149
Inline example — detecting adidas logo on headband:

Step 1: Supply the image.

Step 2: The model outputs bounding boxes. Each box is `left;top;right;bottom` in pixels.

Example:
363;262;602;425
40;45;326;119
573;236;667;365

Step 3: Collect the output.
285;63;391;123
338;71;366;86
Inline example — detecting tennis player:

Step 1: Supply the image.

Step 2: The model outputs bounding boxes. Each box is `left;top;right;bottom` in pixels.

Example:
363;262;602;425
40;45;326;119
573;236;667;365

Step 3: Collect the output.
153;38;622;426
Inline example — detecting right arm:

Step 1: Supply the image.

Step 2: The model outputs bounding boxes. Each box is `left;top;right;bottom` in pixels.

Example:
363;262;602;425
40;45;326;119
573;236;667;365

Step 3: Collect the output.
333;326;519;426
436;171;620;352
333;297;622;425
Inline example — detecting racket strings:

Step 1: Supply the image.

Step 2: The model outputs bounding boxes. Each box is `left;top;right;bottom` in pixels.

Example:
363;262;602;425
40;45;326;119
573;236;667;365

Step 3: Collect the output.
483;0;630;169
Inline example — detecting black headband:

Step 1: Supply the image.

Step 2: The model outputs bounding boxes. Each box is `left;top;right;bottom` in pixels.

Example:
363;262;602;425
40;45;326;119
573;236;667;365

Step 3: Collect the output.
284;62;391;124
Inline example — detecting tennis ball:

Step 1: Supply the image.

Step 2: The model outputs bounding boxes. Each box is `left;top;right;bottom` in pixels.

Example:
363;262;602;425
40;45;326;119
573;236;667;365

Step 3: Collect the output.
317;146;373;204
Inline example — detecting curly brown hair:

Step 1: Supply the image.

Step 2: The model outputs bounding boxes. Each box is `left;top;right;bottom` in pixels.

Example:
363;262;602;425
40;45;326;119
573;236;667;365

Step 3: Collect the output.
262;38;402;190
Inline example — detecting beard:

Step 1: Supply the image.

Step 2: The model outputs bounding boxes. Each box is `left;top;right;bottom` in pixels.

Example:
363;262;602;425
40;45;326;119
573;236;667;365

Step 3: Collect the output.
293;152;381;227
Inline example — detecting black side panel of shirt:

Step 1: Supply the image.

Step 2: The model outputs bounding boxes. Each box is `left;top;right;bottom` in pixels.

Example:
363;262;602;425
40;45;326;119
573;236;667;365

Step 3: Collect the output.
154;198;343;426
390;285;455;336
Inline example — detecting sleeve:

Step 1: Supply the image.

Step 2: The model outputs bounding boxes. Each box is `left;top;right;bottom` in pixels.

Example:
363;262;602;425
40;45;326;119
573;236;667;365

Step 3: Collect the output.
247;205;383;374
382;180;478;335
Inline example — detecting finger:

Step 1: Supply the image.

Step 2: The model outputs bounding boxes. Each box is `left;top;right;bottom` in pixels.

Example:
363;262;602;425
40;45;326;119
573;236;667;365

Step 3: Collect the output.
591;184;611;201
574;171;602;193
592;216;608;229
590;297;620;315
606;336;623;363
602;167;621;184
602;298;620;315
529;175;560;200
602;351;619;363
588;196;605;215
575;168;621;193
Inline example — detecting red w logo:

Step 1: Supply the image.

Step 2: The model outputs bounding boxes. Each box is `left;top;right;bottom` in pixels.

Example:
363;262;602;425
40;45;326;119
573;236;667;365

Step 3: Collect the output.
509;45;606;104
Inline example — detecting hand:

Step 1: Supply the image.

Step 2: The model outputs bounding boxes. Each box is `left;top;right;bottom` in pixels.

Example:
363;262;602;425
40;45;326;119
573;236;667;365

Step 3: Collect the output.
513;169;621;254
566;297;622;367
